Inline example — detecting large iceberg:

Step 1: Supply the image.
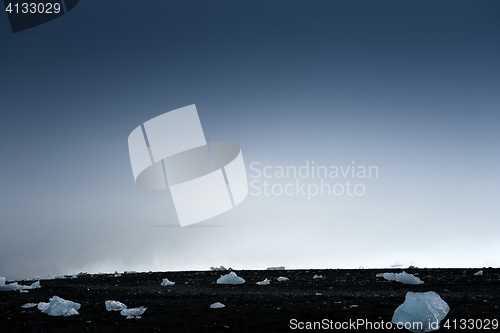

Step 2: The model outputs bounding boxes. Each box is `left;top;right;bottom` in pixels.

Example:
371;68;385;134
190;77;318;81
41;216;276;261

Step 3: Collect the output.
210;266;228;271
0;276;41;292
377;271;424;285
266;266;285;270
216;272;245;284
392;291;450;332
38;296;81;316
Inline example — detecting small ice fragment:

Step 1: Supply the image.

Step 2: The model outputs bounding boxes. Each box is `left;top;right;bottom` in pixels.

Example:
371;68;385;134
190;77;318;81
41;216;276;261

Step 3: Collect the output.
216;272;245;284
105;300;127;311
474;270;483;276
20;290;29;293
313;275;323;279
161;278;175;286
277;276;289;282
38;296;81;316
392;291;449;333
256;278;270;285
120;306;146;319
210;302;225;309
376;271;424;285
22;303;38;308
65;308;79;316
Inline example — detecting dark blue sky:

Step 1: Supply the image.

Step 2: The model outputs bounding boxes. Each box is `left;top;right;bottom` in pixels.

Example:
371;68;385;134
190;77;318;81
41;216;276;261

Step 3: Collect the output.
1;1;499;279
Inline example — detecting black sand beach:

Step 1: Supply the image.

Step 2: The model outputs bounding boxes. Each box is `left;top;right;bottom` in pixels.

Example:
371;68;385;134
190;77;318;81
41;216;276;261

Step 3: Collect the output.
1;268;499;332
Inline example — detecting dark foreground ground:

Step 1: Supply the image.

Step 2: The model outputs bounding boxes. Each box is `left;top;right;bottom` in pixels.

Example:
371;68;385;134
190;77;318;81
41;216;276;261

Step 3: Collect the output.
0;268;499;332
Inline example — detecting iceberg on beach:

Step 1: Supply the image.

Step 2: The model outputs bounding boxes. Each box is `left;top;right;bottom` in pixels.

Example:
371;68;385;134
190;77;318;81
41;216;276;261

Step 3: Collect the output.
105;300;127;311
392;291;450;332
161;278;175;286
21;303;38;308
377;271;424;285
0;276;41;292
121;306;146;319
216;272;245;284
256;278;271;285
38;296;81;316
210;302;225;309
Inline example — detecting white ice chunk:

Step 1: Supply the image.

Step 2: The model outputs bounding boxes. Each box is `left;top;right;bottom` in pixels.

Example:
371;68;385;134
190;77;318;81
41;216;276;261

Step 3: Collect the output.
266;266;285;270
277;276;289;282
216;272;245;284
210;266;227;271
474;270;483;276
38;296;81;316
256;278;270;285
210;302;225;309
121;306;146;319
0;278;40;292
392;291;450;332
377;271;424;285
22;303;38;308
32;275;54;280
161;278;175;286
313;275;323;279
105;300;127;311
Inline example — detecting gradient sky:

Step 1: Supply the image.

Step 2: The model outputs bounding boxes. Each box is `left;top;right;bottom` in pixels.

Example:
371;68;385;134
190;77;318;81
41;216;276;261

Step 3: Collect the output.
1;1;499;280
